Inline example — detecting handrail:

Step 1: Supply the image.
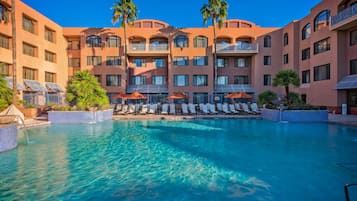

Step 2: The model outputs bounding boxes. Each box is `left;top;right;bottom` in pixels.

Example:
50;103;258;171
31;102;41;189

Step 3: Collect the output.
345;183;357;201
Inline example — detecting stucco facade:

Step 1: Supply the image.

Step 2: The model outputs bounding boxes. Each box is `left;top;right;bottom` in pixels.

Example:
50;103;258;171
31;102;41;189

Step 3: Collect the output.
0;0;356;113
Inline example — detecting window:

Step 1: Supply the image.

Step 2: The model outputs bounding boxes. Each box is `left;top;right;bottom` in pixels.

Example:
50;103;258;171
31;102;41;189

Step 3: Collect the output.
193;75;208;86
45;27;55;43
314;38;330;54
283;33;288;46
193;36;208;48
350;59;357;75
0;4;6;22
263;74;271;86
302;23;311;40
106;75;121;86
152;76;166;85
193;56;208;66
45;50;56;63
301;70;310;84
283;54;288;64
106;36;121;48
0;63;9;76
314;64;330;81
67;40;80;50
23;67;36;80
174;35;188;48
133;58;146;67
68;58;80;67
193;93;208;104
216;57;228;68
314;10;330;32
174;75;189;86
235;58;249;68
106;56;121;66
0;34;9;49
264;56;271;65
86;35;102;47
174;56;188;66
23;42;36;57
302;48;310;60
131;76;146;85
263;35;271;48
153;58;166;67
87;56;102;66
22;15;36;34
217;76;228;85
234;75;249;84
351;29;357;46
45;72;55;82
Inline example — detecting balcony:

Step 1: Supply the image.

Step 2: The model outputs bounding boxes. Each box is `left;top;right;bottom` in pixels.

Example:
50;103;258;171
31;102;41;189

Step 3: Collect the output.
215;84;254;93
330;4;357;31
127;43;169;56
127;84;168;93
215;43;259;56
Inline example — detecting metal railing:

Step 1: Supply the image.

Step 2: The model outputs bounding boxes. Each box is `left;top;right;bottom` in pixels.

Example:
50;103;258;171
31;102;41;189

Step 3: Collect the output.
216;43;258;53
331;4;357;26
128;43;169;52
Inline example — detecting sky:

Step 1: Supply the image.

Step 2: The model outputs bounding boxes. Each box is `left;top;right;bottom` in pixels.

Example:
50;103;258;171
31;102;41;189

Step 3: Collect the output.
21;0;322;28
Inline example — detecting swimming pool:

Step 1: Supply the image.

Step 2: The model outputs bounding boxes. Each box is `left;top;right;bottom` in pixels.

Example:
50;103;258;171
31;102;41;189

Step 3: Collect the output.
0;119;357;201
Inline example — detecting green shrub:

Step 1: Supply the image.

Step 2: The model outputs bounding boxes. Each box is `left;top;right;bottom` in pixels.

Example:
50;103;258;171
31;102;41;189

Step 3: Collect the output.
258;90;278;105
286;92;303;105
0;75;13;111
286;104;327;110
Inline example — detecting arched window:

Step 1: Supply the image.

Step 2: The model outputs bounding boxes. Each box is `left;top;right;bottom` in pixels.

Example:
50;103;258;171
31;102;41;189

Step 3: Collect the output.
86;35;102;47
283;33;288;46
174;35;188;48
106;36;121;48
193;36;208;48
263;35;271;48
314;10;330;32
302;23;311;40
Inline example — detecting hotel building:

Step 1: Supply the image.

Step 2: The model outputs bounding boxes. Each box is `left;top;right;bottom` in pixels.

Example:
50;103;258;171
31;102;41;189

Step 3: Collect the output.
0;0;356;113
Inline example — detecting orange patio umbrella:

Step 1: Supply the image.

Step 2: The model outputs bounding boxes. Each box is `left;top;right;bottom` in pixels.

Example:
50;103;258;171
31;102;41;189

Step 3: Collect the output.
125;91;147;99
113;92;127;99
167;92;189;99
225;92;253;99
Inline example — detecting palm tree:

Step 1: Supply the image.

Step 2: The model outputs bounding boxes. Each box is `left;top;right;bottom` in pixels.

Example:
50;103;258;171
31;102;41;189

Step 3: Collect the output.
272;69;300;104
10;0;17;104
201;0;228;100
111;0;137;91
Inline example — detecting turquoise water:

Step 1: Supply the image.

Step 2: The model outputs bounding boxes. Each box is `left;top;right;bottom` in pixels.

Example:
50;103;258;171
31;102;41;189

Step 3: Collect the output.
1;119;357;201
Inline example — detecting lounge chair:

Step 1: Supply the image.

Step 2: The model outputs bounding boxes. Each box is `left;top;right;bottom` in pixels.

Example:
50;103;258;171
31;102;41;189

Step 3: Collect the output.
208;103;218;114
222;103;231;114
127;104;136;114
161;104;169;115
234;103;244;112
148;104;157;114
242;103;254;114
216;103;223;112
229;104;239;114
118;105;128;115
113;104;122;114
188;103;197;114
169;103;176;115
139;104;148;114
181;103;189;114
201;104;210;114
250;103;262;114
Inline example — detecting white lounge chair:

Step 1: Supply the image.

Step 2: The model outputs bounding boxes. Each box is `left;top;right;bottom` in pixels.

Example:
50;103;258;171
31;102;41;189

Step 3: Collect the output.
201;104;210;114
148;104;157;114
169;103;176;115
234;103;244;112
188;104;197;114
161;104;169;115
208;103;218;114
229;104;239;114
250;103;262;114
118;104;128;115
242;103;254;114
139;104;148;114
181;103;189;114
216;103;223;112
127;104;136;114
222;103;231;114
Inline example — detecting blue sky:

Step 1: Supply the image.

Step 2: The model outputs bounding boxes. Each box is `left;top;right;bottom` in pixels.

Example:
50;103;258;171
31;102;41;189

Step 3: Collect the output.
22;0;322;28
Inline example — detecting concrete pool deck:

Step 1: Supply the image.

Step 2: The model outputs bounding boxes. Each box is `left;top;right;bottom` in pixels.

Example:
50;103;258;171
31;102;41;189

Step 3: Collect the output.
12;113;357;128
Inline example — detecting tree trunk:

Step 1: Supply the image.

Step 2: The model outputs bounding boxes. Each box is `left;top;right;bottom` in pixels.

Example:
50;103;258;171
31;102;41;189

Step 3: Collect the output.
212;18;217;102
11;0;17;105
285;86;289;104
123;15;128;93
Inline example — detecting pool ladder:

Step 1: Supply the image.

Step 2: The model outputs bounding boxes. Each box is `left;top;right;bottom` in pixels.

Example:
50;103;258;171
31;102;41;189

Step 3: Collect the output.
344;183;357;201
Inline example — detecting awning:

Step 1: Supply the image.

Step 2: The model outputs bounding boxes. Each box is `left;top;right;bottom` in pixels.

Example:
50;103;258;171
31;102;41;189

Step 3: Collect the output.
5;77;26;91
23;79;47;92
336;74;357;90
127;84;168;93
45;82;64;93
215;84;255;93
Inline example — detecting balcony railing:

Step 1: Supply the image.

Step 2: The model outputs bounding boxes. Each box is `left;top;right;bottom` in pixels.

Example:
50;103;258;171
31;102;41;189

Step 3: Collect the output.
128;43;169;53
331;4;357;26
216;43;259;54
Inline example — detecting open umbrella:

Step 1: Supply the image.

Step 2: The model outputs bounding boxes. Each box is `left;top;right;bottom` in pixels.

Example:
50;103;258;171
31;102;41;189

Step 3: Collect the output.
167;92;189;99
113;92;127;99
126;91;147;99
224;92;253;99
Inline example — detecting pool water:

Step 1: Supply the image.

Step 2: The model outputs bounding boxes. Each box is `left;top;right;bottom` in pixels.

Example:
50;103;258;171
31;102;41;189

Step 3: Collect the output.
1;119;357;201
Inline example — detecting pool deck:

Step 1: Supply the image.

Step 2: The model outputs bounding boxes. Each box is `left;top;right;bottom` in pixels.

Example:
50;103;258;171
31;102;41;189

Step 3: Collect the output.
10;113;357;128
